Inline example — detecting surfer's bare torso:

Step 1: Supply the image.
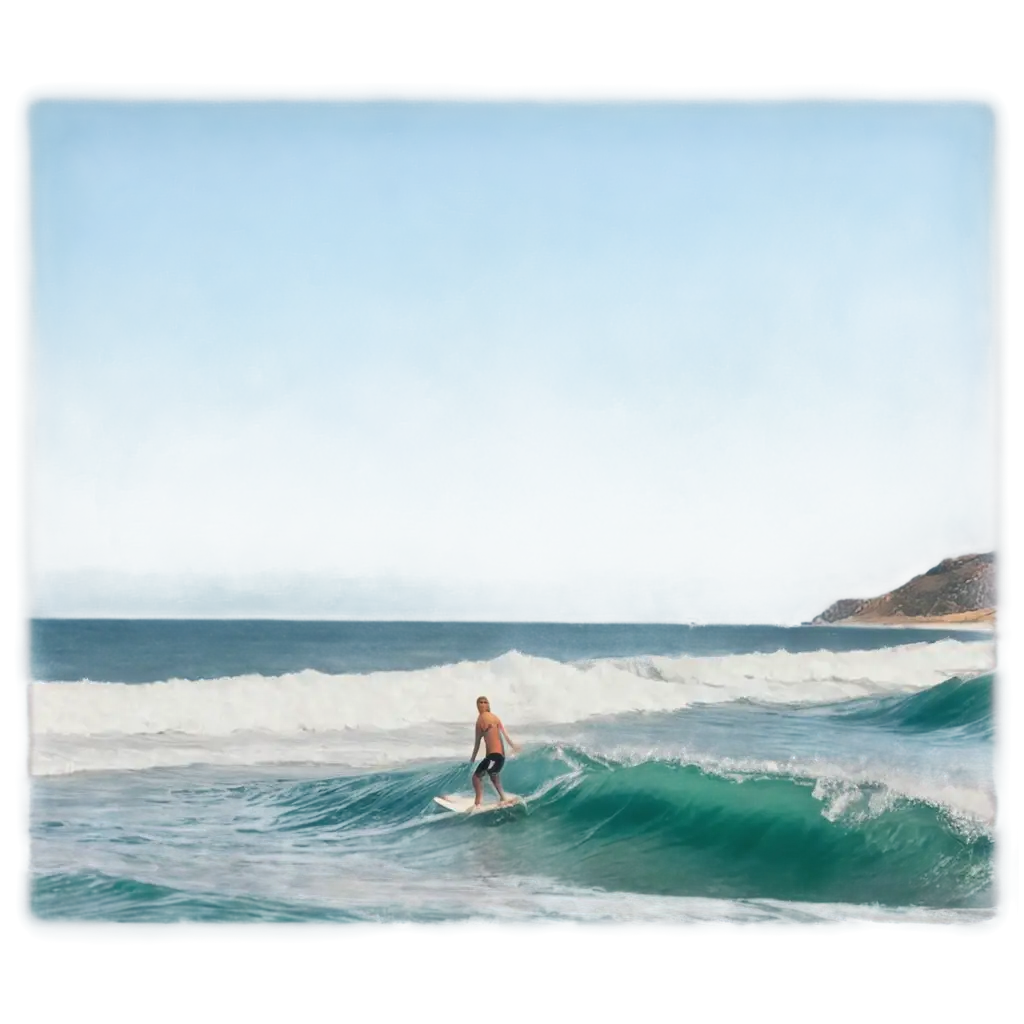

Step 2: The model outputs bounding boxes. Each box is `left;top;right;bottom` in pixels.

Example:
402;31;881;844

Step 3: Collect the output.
476;711;505;754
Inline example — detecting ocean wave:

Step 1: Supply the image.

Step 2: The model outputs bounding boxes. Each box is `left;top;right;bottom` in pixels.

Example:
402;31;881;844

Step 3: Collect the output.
286;741;991;909
29;745;991;913
31;640;994;743
348;745;995;905
816;672;993;735
604;638;994;691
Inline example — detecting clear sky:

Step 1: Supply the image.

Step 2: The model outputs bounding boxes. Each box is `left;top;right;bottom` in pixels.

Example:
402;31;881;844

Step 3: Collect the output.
29;101;995;621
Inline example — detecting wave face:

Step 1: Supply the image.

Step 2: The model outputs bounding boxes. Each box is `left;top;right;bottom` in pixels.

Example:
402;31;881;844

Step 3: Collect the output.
258;745;993;907
30;744;994;918
29;626;997;921
823;673;993;737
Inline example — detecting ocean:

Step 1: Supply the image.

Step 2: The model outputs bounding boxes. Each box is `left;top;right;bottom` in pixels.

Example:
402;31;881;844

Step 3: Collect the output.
29;619;996;923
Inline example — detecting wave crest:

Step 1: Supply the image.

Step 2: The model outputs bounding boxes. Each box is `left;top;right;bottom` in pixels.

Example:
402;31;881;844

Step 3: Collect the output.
33;640;993;735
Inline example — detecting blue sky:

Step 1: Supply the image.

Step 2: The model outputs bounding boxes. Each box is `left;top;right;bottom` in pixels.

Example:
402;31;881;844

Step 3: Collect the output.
30;101;995;620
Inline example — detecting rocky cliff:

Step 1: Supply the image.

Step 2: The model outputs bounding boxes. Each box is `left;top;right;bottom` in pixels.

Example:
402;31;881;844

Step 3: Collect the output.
812;552;996;625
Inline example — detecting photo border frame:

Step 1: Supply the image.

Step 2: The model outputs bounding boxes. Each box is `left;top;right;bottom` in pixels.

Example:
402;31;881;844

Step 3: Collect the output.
2;2;1024;1015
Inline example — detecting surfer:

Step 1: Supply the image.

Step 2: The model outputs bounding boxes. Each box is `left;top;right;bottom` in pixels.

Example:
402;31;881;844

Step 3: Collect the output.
470;696;519;806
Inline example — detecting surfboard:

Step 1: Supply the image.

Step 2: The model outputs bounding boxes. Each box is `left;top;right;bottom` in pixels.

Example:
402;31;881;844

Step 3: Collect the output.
433;794;524;814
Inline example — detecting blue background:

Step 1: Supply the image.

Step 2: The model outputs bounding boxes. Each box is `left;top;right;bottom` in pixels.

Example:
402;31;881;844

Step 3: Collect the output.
0;2;1019;1015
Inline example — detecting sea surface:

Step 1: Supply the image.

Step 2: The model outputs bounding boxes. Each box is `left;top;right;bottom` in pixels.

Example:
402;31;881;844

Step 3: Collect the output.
29;619;996;922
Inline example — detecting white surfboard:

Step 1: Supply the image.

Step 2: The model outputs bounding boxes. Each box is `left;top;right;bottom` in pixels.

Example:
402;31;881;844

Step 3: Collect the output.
433;794;524;815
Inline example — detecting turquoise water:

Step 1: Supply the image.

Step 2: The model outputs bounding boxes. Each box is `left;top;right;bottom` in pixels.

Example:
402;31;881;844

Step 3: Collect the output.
30;620;996;922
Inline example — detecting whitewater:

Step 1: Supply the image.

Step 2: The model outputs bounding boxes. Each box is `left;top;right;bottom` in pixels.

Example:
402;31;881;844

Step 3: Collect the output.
29;621;997;922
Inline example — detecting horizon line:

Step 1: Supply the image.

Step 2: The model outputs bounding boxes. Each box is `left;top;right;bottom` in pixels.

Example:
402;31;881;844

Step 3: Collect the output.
29;615;778;625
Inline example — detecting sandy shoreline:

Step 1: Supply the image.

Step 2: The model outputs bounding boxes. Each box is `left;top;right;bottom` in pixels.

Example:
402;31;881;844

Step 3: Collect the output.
827;622;995;630
819;614;995;633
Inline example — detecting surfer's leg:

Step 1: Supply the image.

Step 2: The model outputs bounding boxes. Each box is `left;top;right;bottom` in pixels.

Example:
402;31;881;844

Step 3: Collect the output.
472;758;490;805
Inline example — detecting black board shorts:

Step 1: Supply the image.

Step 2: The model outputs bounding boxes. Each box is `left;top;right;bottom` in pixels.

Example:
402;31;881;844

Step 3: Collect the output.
474;752;505;777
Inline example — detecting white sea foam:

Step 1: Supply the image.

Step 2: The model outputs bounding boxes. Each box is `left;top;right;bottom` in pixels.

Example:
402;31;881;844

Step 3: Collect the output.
606;637;994;694
29;640;994;775
31;640;994;736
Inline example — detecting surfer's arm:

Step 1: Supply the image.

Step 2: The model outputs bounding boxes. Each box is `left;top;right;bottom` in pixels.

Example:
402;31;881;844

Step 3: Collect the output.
470;725;482;761
498;719;519;753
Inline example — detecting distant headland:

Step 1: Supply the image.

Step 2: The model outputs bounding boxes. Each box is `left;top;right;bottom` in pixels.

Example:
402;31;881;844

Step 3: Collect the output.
811;552;996;627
